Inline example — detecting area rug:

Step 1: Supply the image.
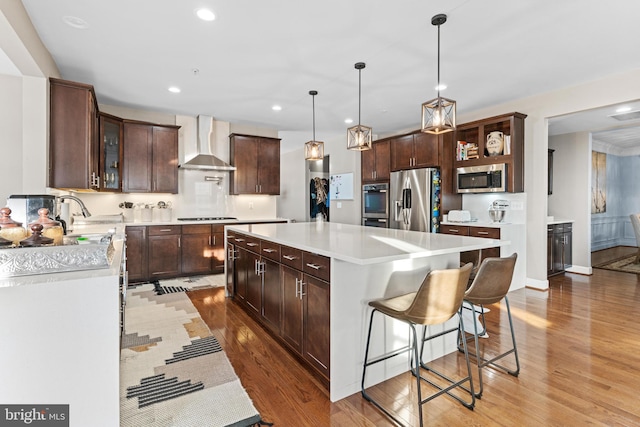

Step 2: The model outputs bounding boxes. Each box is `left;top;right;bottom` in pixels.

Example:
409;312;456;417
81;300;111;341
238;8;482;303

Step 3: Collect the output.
120;284;265;427
593;255;640;274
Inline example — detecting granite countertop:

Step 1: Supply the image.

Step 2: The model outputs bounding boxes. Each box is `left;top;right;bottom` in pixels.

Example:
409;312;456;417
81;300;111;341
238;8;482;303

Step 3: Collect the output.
227;222;507;265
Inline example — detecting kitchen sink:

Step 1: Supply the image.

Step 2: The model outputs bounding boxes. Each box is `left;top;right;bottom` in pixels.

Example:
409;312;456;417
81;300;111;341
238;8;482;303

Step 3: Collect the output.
0;233;115;278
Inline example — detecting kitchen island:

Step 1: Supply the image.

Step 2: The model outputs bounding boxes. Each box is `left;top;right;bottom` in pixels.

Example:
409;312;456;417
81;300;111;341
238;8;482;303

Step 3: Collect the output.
0;224;124;426
225;222;507;402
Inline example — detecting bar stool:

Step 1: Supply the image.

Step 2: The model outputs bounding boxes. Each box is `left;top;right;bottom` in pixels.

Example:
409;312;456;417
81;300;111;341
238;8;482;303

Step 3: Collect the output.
361;263;475;427
460;253;519;398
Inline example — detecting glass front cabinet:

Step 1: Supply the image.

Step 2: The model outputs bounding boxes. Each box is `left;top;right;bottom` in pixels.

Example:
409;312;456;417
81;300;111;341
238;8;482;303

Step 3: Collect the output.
99;113;124;192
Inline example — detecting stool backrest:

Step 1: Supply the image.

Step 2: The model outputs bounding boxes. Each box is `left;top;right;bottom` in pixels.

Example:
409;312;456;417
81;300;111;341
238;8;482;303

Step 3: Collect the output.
404;263;473;325
464;253;517;305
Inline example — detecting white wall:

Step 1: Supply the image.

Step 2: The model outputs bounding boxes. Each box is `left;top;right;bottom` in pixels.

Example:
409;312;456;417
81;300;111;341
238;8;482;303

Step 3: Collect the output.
278;131;362;225
548;132;591;274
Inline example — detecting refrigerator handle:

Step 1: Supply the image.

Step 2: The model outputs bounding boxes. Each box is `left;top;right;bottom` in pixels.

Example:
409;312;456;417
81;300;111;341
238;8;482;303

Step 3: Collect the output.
394;200;402;222
402;188;412;209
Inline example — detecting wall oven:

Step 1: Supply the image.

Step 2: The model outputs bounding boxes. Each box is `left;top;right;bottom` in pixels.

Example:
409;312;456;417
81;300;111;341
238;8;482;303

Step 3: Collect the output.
456;163;506;193
362;183;389;227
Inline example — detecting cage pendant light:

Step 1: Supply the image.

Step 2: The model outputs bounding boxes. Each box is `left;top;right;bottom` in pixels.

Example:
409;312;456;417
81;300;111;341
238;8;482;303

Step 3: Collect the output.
304;90;324;161
347;62;372;151
421;14;456;134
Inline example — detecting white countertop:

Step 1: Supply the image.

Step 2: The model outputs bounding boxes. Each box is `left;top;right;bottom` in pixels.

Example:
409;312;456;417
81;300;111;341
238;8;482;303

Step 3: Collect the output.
441;220;518;228
227;222;506;265
109;217;288;227
547;218;574;225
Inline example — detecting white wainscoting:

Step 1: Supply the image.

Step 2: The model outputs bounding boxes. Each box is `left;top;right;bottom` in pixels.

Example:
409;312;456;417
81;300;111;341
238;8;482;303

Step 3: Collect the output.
591;215;637;251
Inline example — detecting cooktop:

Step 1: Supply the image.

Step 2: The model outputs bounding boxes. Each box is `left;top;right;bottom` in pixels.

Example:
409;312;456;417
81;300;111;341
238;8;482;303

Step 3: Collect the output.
177;217;238;221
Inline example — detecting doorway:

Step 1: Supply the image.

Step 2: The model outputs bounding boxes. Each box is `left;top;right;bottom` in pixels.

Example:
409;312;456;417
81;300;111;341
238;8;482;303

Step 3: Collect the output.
307;155;329;222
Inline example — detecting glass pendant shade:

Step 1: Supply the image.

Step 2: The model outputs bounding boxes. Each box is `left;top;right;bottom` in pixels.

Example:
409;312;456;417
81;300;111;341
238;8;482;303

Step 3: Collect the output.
421;14;456;135
305;90;324;161
347;124;372;151
304;140;324;161
421;96;456;134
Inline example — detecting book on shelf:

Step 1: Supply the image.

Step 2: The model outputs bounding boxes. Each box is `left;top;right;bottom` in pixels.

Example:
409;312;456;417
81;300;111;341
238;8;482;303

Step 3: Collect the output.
456;140;479;161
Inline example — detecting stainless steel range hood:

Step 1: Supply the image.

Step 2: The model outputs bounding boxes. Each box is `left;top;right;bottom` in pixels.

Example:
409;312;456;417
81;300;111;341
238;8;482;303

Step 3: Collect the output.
179;115;236;171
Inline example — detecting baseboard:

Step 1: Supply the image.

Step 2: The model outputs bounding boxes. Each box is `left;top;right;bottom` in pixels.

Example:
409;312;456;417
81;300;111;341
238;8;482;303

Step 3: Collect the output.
566;265;592;275
526;277;548;290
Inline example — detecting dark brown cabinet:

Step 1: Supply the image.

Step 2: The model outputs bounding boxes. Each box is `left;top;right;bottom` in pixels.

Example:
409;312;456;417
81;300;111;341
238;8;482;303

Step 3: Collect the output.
453;112;527;193
181;224;214;275
147;226;181;279
123;122;179;193
361;140;391;183
125;226;147;283
390;132;440;171
440;224;501;264
230;134;281;195
228;233;331;381
49;78;99;190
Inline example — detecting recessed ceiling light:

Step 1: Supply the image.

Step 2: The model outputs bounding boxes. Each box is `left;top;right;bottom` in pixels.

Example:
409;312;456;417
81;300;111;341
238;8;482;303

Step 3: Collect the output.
168;86;181;93
62;15;89;29
616;106;632;113
435;84;447;91
345;118;353;124
272;105;282;111
196;8;216;21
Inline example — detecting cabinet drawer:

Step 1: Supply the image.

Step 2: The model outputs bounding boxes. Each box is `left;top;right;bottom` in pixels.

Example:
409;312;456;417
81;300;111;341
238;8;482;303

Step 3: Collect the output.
244;235;261;252
260;241;281;262
303;252;331;282
212;224;225;233
562;223;572;232
148;225;181;236
441;224;470;235
281;245;303;270
182;224;211;235
469;226;500;239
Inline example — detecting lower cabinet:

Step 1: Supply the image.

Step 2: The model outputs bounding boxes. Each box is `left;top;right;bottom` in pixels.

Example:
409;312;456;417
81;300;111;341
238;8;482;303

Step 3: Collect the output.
440;224;501;264
548;223;572;276
148;226;182;279
228;232;331;382
125;226;147;283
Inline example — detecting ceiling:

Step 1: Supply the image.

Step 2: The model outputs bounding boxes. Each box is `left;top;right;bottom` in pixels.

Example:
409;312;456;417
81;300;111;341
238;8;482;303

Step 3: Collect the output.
15;0;640;149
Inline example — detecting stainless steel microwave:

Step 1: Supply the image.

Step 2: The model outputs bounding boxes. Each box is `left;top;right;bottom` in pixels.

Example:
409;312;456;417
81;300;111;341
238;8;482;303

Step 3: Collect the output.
456;163;506;193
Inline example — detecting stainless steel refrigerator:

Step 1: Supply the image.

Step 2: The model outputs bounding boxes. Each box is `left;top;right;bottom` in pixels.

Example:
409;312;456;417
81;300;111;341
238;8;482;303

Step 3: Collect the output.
389;168;441;232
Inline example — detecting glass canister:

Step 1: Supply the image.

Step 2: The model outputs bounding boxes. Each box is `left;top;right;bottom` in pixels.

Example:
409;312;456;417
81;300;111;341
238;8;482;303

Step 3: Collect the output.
29;208;64;245
0;207;27;245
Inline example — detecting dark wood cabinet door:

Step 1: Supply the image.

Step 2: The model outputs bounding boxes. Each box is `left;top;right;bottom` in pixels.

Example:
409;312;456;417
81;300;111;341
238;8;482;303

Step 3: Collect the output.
152;126;178;193
361;145;376;182
303;274;330;378
181;233;212;275
235;248;248;301
99;114;123;192
230;135;259;194
212;232;225;273
413;132;440;168
49;78;99;190
258;138;280;194
246;251;262;314
390;134;414;171
123;123;152;192
281;266;303;353
226;242;236;297
148;234;181;279
262;258;281;333
374;140;391;181
125;226;147;283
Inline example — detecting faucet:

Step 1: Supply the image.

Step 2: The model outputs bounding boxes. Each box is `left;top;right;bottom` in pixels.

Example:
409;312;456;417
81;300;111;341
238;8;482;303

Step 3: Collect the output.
58;195;91;218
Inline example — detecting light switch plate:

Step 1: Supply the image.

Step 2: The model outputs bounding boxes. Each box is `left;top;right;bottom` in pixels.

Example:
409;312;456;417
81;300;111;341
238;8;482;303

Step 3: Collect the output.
511;201;524;210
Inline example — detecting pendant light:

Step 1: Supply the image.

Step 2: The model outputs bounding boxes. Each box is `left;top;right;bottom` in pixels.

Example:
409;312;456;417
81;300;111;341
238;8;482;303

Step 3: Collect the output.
347;62;372;151
304;90;324;161
421;14;456;134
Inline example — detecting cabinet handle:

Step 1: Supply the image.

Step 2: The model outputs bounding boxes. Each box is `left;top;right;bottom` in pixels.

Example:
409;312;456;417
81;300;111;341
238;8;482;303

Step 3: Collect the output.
209;236;212;246
178;237;181;248
159;228;172;232
449;229;460;233
259;184;262;193
306;263;321;270
235;238;245;242
247;242;258;247
255;184;259;193
262;248;276;253
295;277;300;298
227;247;237;260
213;235;216;246
476;231;489;235
282;255;297;261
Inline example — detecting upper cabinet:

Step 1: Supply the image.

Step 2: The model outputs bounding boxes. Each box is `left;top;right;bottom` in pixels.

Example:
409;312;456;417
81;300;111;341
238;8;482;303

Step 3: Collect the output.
229;134;281;195
390;132;440;171
454;112;527;193
49;78;99;190
123;122;179;193
361;139;390;183
99;113;123;192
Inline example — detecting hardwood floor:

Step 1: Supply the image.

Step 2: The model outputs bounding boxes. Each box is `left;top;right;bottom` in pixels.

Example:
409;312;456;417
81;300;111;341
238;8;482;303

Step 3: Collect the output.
188;267;640;426
591;245;637;266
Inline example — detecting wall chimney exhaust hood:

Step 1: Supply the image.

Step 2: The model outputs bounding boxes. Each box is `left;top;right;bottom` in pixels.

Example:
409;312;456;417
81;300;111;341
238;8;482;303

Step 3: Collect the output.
179;115;236;171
